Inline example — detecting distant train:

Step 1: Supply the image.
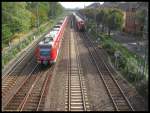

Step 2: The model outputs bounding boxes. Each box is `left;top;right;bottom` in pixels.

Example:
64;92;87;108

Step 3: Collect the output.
35;17;68;65
73;13;85;32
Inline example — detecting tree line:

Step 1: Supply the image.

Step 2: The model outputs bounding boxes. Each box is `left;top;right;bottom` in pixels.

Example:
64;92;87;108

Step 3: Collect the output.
79;5;147;37
2;2;64;45
79;8;124;36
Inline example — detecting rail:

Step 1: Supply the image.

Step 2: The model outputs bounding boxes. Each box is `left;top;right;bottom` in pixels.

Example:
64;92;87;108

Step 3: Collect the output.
80;32;134;111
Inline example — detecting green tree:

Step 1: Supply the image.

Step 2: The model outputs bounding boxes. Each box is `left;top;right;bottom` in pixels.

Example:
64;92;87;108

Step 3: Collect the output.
2;2;32;45
2;24;12;44
106;9;123;36
102;9;109;33
136;9;147;33
79;8;95;20
55;3;64;17
96;9;105;32
2;2;64;47
49;2;64;18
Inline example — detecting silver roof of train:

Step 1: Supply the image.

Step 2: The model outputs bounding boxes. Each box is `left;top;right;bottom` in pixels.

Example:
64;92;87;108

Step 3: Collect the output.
73;13;83;22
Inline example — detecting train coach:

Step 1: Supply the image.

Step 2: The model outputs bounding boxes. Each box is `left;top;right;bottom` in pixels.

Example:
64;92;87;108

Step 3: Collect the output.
73;13;85;32
35;16;68;65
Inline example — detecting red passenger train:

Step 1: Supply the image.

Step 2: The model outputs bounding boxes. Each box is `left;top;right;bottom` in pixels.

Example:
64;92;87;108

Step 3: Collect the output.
35;16;68;65
73;13;85;31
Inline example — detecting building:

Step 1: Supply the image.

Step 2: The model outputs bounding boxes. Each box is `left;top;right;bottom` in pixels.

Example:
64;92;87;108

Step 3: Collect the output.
99;2;145;34
85;2;148;35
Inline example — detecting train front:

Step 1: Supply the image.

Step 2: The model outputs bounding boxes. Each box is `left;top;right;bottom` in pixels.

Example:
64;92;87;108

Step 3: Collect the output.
35;40;53;65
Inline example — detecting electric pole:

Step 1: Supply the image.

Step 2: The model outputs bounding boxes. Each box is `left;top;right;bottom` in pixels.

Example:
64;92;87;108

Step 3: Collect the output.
37;2;40;35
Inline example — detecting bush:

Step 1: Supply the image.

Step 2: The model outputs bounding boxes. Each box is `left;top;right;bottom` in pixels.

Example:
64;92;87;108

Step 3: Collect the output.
136;80;148;98
126;71;137;83
12;48;18;56
118;55;127;70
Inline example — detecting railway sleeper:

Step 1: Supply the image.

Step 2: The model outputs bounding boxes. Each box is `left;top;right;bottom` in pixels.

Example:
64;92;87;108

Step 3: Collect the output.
71;99;83;102
70;106;84;110
71;93;82;96
112;96;124;100
118;106;131;111
70;88;85;91
22;107;37;111
71;96;82;99
15;93;26;96
30;93;41;96
27;98;40;102
115;101;128;105
71;89;81;94
110;91;121;95
106;86;118;89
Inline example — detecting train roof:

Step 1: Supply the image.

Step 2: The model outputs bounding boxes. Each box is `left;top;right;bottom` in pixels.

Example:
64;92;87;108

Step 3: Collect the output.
44;30;58;41
57;21;63;25
39;38;53;46
45;33;53;38
54;25;61;28
38;17;66;47
73;13;84;22
50;30;58;36
52;28;60;31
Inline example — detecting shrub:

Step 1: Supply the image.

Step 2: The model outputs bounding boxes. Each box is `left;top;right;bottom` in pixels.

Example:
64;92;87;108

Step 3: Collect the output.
136;80;148;98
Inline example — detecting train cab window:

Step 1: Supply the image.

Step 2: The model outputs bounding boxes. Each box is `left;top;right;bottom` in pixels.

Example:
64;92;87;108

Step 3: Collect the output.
52;28;60;31
57;22;63;25
53;25;61;28
50;31;58;37
49;36;53;41
80;21;84;24
44;37;53;42
39;45;51;57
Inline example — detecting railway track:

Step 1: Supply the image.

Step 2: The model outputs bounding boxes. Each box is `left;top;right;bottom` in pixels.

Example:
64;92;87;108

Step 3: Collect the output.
2;38;42;106
3;64;53;111
80;32;134;111
2;24;53;79
65;28;90;111
2;32;51;107
2;58;38;106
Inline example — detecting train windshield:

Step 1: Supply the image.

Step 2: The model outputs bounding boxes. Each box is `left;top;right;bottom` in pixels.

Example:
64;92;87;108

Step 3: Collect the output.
80;21;84;24
39;45;51;57
54;25;61;28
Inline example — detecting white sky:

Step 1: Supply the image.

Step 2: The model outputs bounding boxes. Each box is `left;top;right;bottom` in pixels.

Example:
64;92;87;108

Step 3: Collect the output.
59;2;104;9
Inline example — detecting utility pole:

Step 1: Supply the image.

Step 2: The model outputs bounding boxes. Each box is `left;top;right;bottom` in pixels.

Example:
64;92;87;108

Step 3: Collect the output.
37;2;40;35
51;2;55;19
95;11;97;38
142;8;148;79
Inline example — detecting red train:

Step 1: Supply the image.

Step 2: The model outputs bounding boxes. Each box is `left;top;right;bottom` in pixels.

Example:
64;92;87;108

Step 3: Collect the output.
73;13;85;31
35;16;68;65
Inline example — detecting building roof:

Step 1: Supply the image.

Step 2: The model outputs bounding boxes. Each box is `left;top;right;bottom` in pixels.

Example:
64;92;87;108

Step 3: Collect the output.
86;2;101;9
98;2;140;11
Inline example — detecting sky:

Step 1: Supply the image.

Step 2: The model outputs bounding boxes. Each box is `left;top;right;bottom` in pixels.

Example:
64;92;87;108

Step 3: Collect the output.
59;2;104;9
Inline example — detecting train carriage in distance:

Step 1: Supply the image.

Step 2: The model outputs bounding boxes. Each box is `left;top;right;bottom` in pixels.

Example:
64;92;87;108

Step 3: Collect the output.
73;13;85;32
35;16;68;65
